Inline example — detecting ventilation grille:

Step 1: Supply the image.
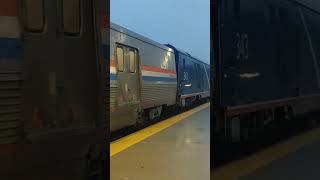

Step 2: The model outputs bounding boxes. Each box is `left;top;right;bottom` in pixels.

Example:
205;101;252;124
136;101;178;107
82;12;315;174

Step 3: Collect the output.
0;70;23;144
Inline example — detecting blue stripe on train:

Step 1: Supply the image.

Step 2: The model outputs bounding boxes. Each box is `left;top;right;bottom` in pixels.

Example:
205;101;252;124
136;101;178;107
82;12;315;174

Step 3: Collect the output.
110;74;117;80
142;76;177;82
0;38;23;59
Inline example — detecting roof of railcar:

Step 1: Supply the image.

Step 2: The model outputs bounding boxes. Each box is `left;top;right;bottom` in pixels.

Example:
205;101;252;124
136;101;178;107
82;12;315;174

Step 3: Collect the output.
110;22;174;53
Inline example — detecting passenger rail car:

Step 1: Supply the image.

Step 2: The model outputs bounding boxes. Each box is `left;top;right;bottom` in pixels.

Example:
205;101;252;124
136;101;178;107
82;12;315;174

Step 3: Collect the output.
211;0;320;145
110;23;210;132
0;0;108;179
110;23;177;132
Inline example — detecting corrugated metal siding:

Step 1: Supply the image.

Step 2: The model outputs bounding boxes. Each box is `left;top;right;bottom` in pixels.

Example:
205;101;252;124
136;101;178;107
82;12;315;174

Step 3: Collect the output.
110;83;117;108
0;69;23;144
99;75;109;127
141;83;176;108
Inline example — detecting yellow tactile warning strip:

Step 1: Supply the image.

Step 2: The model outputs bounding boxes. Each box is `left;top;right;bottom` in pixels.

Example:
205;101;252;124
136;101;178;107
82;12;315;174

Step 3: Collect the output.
110;103;210;157
212;127;320;180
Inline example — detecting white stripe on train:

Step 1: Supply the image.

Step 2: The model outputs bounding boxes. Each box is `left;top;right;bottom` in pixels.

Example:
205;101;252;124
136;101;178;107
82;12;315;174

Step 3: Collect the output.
110;66;116;74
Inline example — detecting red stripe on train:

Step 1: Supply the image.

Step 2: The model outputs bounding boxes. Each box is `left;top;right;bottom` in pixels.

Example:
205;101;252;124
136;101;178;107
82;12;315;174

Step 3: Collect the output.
0;0;17;17
110;59;176;74
110;59;116;67
141;65;176;74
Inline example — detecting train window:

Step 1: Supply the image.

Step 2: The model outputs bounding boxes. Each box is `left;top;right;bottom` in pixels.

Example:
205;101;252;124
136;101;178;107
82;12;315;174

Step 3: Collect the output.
129;50;136;73
24;0;45;32
116;47;124;72
197;64;201;87
62;0;81;35
183;58;186;69
194;63;198;83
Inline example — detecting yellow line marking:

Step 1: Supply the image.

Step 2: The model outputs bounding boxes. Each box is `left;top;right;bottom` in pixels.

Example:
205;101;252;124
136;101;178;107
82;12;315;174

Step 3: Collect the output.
110;103;210;157
212;128;320;180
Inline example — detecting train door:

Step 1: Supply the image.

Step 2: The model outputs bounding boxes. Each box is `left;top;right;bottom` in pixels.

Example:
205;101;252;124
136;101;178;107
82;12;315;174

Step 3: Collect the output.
116;45;140;103
20;0;105;178
113;44;140;130
22;0;99;129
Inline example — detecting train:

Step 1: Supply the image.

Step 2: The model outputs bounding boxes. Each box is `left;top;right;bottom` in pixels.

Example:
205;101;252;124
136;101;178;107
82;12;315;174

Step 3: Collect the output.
0;0;109;179
110;22;210;132
211;0;320;149
0;0;209;178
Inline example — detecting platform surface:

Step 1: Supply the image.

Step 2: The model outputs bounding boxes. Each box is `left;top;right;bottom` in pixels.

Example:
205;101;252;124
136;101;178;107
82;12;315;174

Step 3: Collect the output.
241;139;320;180
110;104;210;180
212;128;320;180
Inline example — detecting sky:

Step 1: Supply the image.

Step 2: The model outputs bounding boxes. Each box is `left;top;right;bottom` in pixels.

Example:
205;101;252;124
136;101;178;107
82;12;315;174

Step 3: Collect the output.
110;0;210;64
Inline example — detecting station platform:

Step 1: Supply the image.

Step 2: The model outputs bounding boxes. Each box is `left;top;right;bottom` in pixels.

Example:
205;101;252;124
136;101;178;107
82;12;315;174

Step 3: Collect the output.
242;138;320;180
110;103;210;180
212;128;320;180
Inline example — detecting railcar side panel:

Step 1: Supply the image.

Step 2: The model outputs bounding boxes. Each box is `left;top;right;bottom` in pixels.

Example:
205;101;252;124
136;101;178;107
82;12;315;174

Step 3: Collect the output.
212;0;320;144
219;0;320;108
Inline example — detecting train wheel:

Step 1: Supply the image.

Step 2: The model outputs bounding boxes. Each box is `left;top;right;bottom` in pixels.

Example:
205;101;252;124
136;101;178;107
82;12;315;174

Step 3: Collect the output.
148;106;162;121
149;108;157;120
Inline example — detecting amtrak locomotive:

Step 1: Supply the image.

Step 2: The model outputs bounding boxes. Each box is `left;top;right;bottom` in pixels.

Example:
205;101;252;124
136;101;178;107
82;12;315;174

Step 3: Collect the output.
110;22;210;132
211;0;320;148
0;0;209;178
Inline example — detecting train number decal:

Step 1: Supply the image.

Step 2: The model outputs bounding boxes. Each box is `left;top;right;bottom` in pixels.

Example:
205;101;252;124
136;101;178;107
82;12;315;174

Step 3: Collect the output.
236;33;249;60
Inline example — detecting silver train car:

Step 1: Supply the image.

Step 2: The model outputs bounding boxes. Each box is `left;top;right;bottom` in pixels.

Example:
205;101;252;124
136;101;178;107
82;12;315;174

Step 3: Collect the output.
0;0;109;178
110;23;177;132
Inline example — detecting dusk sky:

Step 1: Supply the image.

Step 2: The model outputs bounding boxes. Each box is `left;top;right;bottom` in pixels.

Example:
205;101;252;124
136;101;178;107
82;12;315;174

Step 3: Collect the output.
110;0;210;64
